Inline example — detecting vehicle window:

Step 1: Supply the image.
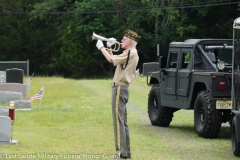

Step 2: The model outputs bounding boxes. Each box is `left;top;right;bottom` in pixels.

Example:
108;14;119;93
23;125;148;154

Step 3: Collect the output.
204;47;232;65
217;49;232;65
168;52;178;68
181;52;191;69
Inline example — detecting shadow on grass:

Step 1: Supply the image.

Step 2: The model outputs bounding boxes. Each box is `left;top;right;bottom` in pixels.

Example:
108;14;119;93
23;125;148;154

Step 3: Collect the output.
169;124;231;139
219;125;231;139
140;123;231;140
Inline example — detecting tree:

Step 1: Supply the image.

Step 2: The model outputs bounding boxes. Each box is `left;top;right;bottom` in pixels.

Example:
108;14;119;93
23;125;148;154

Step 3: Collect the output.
0;0;238;77
31;0;149;77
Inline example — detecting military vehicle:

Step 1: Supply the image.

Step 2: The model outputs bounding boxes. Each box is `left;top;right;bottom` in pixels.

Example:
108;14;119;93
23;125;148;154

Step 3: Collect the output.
147;39;232;138
231;17;240;157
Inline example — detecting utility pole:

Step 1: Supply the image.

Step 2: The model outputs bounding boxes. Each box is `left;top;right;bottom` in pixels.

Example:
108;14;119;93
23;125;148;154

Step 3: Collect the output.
157;44;159;61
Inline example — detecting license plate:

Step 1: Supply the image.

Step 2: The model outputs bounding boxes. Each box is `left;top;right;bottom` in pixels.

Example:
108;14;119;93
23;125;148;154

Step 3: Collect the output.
216;100;232;109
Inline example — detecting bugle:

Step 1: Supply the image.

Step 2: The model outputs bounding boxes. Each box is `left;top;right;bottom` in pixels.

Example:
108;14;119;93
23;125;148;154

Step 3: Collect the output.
92;32;122;52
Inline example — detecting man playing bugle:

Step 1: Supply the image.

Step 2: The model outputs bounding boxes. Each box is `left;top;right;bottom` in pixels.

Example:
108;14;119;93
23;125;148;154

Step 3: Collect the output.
96;29;141;159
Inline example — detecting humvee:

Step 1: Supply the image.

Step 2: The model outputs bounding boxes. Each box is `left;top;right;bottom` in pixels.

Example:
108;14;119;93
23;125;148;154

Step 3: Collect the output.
147;39;232;138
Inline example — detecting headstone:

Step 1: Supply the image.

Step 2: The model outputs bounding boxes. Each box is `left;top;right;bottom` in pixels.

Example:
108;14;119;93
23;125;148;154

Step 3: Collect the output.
135;69;139;77
0;83;27;97
0;107;9;117
14;100;31;109
6;68;24;84
0;71;6;83
0;116;11;142
0;91;22;104
142;62;159;76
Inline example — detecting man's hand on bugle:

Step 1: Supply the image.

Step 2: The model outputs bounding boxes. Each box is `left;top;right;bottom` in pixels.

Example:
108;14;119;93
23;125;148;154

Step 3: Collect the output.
107;38;116;48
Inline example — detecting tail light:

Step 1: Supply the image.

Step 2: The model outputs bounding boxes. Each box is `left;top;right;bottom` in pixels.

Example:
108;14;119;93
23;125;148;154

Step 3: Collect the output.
218;81;226;90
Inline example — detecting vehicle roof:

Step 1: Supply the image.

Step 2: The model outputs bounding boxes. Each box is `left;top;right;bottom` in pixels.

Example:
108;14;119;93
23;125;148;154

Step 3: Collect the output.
169;39;232;48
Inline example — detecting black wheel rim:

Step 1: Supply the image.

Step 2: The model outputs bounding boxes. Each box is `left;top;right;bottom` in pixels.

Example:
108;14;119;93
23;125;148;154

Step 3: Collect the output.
199;105;205;125
152;97;158;116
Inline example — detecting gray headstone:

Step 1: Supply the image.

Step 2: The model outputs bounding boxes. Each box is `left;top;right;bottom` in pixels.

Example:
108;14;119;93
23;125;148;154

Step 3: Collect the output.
0;71;6;83
0;107;9;117
0;116;11;142
0;91;22;104
14;100;31;109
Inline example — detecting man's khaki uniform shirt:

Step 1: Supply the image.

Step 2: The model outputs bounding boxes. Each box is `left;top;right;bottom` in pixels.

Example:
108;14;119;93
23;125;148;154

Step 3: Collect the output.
111;48;139;84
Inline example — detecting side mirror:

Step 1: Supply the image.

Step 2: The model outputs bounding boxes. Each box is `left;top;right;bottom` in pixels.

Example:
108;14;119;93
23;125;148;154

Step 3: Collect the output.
159;56;167;68
159;56;167;75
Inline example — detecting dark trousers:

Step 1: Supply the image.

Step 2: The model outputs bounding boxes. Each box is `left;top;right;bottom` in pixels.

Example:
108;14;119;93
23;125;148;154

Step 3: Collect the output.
112;85;131;157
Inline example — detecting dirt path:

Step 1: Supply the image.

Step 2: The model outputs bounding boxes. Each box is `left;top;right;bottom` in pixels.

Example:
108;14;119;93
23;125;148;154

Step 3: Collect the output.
127;103;151;125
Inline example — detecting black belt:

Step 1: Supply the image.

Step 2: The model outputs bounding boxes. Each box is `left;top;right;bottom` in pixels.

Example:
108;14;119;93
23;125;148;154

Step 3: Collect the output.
111;82;129;88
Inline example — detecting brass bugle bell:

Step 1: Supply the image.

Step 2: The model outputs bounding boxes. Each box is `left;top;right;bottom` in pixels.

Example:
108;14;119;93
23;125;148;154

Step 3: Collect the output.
92;32;122;52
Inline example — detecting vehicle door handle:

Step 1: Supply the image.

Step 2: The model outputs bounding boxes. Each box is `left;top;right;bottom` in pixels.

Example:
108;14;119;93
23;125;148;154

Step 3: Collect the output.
186;74;189;78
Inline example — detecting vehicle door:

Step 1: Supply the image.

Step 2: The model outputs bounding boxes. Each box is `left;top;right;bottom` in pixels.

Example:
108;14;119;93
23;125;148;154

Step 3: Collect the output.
165;49;179;95
177;49;192;97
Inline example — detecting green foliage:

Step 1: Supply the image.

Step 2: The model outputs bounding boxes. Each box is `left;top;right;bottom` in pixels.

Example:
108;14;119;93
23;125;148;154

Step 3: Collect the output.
0;0;239;77
59;30;100;78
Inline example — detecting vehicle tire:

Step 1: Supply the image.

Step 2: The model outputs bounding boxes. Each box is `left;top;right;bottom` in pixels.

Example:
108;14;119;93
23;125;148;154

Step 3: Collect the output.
194;91;222;138
232;116;240;156
148;85;173;127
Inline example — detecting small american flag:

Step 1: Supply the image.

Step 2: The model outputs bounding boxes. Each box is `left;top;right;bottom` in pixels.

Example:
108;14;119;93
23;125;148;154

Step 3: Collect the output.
27;73;34;85
30;85;45;101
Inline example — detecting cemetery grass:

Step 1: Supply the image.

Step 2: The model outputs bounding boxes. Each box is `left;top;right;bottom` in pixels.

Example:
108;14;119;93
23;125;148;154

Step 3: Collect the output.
0;76;238;160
